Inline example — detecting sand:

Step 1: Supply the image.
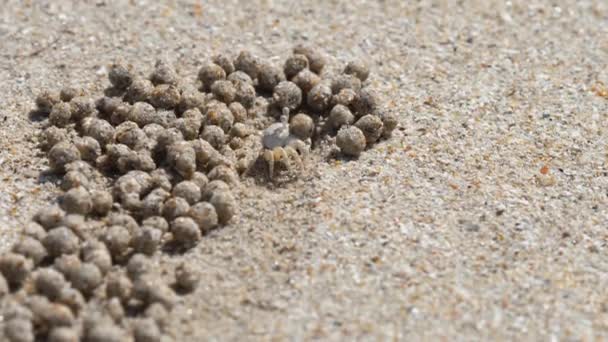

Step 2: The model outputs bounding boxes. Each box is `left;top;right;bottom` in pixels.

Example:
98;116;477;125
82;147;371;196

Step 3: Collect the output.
2;0;608;340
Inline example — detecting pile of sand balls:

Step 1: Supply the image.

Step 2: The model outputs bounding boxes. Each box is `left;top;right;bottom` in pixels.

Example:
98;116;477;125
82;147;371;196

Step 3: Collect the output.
1;46;396;341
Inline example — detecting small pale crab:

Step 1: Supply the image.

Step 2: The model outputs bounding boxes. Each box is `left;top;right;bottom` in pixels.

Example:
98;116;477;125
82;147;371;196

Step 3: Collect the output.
261;108;309;179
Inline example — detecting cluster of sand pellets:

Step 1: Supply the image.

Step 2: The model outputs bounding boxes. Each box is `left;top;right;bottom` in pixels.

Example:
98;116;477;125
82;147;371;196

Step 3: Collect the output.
0;46;396;341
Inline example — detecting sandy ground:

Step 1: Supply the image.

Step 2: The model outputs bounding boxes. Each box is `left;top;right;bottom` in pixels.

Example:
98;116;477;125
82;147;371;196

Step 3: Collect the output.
2;0;608;340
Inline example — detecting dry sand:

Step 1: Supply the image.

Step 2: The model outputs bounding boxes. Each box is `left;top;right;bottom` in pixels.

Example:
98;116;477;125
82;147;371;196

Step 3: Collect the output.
2;0;608;340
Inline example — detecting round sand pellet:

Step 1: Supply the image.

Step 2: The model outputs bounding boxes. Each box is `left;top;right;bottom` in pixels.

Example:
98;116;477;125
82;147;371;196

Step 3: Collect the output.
86;322;128;342
133;276;177;310
0;253;32;288
104;297;124;321
336;126;366;157
57;287;85;314
353;87;378;116
293;45;326;74
378;110;398;138
48;142;81;173
109;61;134;89
227;70;253;85
4;318;35;342
150;59;178;85
188;202;218;232
125;78;154;104
142;216;169;233
209;190;236;224
258;63;286;92
109;102;132;126
13;236;47;266
48;326;79;342
102;225;131;259
344;59;370;81
233;80;256;108
34;205;65;230
205;101;234;133
96;96;121;117
133;318;161;342
211;80;236;104
127;253;151;280
198;63;226;91
36;90;61;113
355;114;384;144
201;180;230;201
74;136;101;162
234;51;260;79
60;214;86;239
289;113;314;140
132;226;162;255
35;268;67;300
144;303;168;328
61;170;91;191
332;88;357;108
61;187;92;215
141;189;170;218
201;125;226;150
162;197;190;221
69;262;103;296
128;101;157;127
60;86;85;103
172;181;202;204
208;164;239;186
43;227;80;258
49;102;72;128
83;118;115;146
53;254;81;280
171;217;201;246
23;222;47;241
307;82;332;112
213;53;235;74
149;169;173;192
90;190;113;216
329;104;355;129
228;102;247;123
166;141;196;178
175;262;199;293
284;54;309;79
107;212;139;231
40;126;68;151
69;96;96;121
178;87;206;114
81;240;113;274
292;69;321;94
331;74;362;94
28;296;75;327
273;81;302;111
150;84;181;109
106;271;133;303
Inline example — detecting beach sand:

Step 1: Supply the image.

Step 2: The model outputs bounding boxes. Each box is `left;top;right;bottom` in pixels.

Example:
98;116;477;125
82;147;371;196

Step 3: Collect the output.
1;0;608;339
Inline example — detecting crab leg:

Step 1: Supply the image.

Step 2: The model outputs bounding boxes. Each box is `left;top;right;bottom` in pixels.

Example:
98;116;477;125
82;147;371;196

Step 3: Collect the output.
263;149;275;179
274;147;289;174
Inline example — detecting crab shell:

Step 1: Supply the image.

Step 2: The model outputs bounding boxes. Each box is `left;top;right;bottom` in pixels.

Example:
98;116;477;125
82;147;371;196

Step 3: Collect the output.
260;120;309;179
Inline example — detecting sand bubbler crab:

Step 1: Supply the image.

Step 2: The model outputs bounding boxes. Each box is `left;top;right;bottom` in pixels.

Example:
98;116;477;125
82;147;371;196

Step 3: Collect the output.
261;108;309;179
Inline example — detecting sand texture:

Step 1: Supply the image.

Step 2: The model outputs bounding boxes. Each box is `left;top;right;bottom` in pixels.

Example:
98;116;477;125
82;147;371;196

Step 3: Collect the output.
2;0;608;340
